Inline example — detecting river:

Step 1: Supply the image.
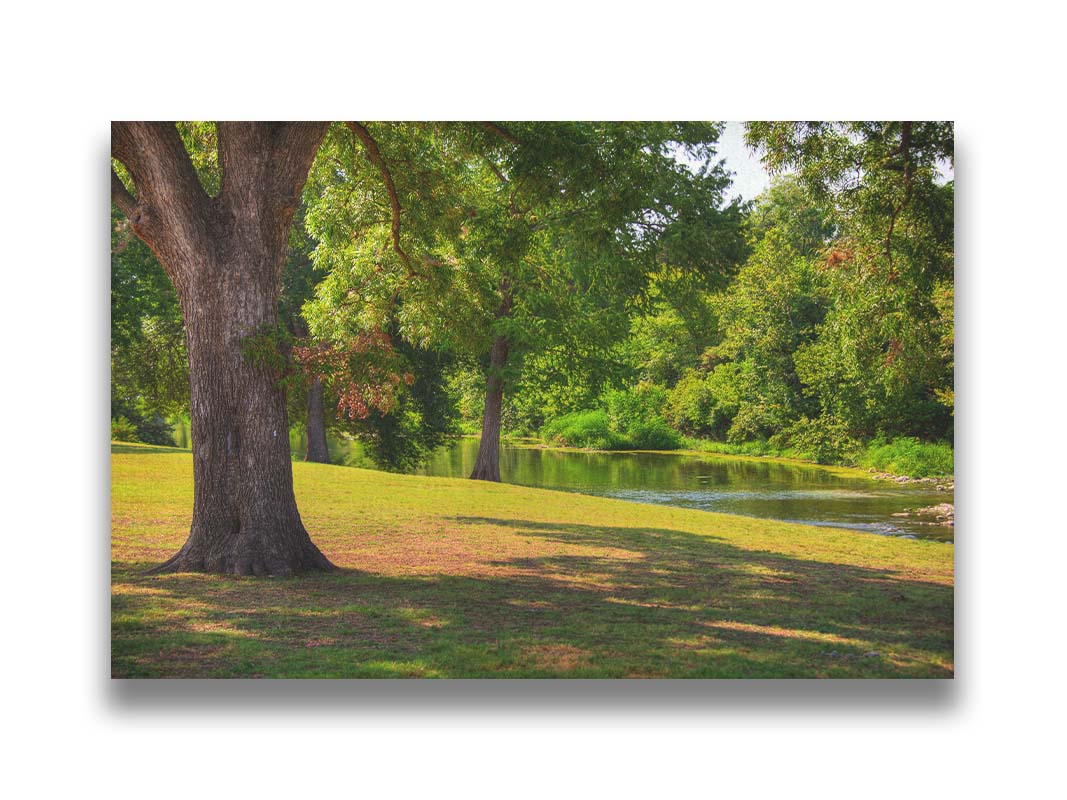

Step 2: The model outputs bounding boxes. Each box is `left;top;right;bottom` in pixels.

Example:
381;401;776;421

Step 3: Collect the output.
419;438;953;542
198;422;953;543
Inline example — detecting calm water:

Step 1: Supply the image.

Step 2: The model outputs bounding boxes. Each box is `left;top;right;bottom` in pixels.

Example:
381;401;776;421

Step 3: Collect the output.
185;421;953;542
415;438;954;542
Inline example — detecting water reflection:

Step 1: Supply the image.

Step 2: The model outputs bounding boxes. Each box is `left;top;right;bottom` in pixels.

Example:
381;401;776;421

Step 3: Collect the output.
417;438;954;542
289;428;377;469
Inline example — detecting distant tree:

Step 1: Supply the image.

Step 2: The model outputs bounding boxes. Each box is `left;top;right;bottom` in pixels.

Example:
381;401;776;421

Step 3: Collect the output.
619;298;719;388
349;337;459;472
276;204;333;463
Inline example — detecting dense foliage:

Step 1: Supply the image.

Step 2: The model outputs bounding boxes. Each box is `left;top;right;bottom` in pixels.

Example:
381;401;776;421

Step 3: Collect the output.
110;206;186;445
528;123;954;475
111;121;953;477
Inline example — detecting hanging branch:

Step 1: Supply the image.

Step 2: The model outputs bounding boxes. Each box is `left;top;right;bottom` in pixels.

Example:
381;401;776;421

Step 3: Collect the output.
346;121;419;278
884;122;915;268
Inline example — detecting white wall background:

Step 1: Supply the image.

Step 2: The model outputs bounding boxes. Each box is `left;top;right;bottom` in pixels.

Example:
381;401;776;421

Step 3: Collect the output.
0;2;1062;797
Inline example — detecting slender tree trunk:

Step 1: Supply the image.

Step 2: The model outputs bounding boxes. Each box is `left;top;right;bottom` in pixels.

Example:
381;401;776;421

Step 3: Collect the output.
470;334;509;481
305;376;330;463
470;282;514;482
113;122;333;576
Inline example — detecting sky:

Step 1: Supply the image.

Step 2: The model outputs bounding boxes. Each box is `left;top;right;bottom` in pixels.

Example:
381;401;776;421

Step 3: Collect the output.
710;121;954;202
715;121;772;203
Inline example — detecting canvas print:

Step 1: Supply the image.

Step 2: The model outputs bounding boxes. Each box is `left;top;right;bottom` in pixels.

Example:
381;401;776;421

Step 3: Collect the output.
111;121;954;678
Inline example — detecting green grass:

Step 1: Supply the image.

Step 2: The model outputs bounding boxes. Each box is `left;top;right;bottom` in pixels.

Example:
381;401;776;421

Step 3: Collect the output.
679;435;953;479
858;437;955;478
111;442;953;678
680;437;799;459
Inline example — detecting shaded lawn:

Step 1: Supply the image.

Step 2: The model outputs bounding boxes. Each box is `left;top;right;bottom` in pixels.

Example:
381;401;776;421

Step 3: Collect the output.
111;443;954;678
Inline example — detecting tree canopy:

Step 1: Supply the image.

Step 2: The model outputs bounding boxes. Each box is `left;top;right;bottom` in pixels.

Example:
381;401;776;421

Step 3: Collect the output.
109;120;954;574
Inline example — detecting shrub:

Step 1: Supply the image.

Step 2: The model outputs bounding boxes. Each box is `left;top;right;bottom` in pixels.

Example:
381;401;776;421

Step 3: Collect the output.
134;414;177;446
664;371;716;436
772;415;860;465
603;383;668;432
111;417;140;443
539;410;624;450
859;436;954;478
626;417;683;450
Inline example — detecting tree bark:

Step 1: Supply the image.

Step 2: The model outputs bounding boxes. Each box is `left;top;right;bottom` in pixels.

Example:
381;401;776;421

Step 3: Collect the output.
305;376;330;463
470;282;514;482
113;122;334;576
470;334;510;482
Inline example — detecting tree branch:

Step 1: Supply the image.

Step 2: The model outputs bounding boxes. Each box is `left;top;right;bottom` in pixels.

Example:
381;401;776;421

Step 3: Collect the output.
272;122;331;205
483;155;509;185
346;121;418;278
481;155;528;217
112;122;207;211
217;122;273;203
216;121;329;237
111;122;139;174
884;123;914;268
111;168;137;218
111;122;213;276
481;122;521;145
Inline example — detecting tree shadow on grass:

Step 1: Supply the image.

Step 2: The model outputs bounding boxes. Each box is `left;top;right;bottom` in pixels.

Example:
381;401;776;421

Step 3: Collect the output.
450;516;951;674
111;515;951;679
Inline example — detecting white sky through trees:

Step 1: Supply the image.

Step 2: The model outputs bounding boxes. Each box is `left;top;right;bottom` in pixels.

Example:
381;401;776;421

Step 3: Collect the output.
671;121;770;206
716;121;771;203
711;121;954;204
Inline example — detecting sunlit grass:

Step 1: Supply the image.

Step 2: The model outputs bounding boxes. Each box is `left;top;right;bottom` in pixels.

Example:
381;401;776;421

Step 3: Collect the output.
111;442;953;678
859;437;954;478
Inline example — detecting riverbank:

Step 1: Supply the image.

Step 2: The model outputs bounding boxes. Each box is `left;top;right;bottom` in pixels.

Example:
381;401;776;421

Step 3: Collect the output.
425;437;953;540
510;436;940;485
112;442;953;678
653;436;955;480
529;411;952;480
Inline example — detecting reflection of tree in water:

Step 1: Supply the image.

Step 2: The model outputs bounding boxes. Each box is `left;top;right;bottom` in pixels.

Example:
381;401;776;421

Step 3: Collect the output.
415;439;952;542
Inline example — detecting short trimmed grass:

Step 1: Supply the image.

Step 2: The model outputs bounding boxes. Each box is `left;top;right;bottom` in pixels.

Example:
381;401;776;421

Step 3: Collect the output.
111;443;953;678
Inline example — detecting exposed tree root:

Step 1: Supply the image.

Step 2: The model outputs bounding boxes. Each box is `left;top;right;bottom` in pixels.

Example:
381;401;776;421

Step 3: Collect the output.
146;528;334;577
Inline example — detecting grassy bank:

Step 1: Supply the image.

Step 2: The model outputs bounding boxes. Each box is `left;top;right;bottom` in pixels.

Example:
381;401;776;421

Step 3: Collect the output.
677;437;953;479
531;422;953;479
112;442;953;678
856;437;954;478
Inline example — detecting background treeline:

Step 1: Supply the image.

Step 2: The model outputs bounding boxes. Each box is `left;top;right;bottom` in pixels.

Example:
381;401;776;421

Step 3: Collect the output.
112;122;954;478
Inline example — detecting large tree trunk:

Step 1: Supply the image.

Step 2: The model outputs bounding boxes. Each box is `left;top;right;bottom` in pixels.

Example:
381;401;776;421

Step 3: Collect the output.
113;122;333;576
470;334;509;482
156;257;333;575
305;376;330;463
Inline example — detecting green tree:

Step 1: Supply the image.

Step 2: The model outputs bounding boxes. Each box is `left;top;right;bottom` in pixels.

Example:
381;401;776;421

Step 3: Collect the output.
747;122;954;442
709;179;832;440
306;122;745;481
